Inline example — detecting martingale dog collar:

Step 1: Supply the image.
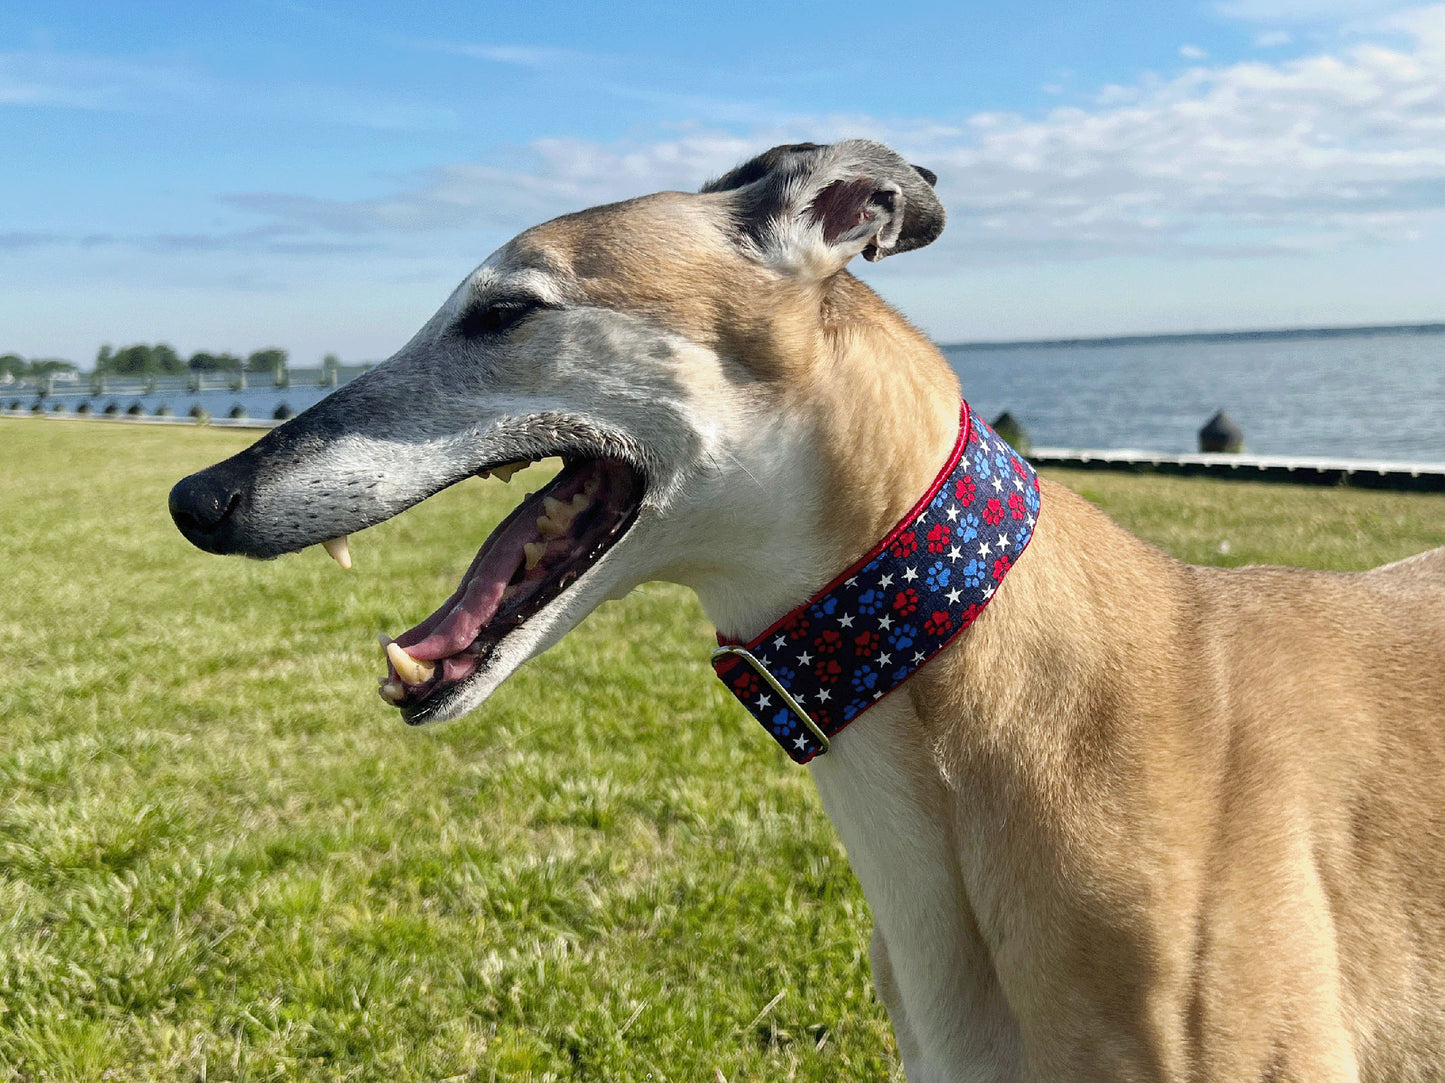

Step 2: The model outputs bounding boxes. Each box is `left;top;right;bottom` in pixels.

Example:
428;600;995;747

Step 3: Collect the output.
712;402;1040;764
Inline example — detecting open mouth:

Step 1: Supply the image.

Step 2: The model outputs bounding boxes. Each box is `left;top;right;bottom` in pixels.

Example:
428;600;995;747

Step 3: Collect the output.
371;455;646;724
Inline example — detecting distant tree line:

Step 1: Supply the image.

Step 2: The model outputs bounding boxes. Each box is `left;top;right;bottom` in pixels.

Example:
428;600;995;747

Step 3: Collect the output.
0;354;79;382
3;345;349;386
94;343;293;376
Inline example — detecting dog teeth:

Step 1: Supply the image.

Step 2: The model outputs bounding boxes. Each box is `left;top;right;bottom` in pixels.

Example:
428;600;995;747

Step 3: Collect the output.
491;461;530;483
523;541;549;570
537;494;588;538
321;535;352;570
378;679;406;704
385;641;435;686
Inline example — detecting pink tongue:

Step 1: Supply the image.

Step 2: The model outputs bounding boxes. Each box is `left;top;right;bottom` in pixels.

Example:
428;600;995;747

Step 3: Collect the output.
396;509;537;661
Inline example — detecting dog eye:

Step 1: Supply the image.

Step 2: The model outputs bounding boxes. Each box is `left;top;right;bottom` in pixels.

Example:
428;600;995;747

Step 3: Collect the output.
457;299;542;340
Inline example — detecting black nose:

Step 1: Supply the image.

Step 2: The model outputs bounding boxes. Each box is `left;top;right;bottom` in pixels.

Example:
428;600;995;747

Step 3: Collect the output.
169;470;243;552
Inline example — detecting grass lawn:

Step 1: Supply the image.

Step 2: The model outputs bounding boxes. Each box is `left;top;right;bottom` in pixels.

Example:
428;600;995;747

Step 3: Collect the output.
2;417;1442;1082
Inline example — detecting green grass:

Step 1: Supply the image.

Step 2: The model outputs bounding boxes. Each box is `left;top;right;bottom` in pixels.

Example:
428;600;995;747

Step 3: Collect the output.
1;418;1442;1082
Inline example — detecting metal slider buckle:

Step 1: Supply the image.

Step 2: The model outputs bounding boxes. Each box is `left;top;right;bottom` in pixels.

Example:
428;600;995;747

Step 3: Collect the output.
711;645;831;754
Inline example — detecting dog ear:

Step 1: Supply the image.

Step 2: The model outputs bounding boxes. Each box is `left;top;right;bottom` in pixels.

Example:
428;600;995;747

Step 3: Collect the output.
703;140;945;273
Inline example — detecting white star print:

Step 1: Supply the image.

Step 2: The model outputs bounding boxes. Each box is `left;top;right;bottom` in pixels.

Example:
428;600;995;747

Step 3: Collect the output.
903;566;918;582
946;505;960;522
946;588;962;604
912;651;927;664
757;694;772;709
1013;475;1024;489
773;635;787;649
838;614;854;629
816;689;831;702
879;615;894;630
998;533;1010;547
877;652;892;667
991;476;1003;491
984;585;996;599
978;541;992;558
879;573;894;588
793;734;809;750
948;545;963;562
797;651;813;666
844;576;858;588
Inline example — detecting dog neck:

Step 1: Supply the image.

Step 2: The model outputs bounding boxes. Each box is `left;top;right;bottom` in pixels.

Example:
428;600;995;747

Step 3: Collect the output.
714;402;1040;761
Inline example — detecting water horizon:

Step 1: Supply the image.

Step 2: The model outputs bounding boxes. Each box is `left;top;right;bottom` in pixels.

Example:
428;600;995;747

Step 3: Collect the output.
7;324;1443;462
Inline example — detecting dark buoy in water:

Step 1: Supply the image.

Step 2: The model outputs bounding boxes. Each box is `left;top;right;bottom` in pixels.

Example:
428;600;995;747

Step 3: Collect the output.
273;403;294;420
126;402;145;416
992;411;1033;456
228;405;246;419
103;402;120;415
76;402;92;414
1199;410;1244;453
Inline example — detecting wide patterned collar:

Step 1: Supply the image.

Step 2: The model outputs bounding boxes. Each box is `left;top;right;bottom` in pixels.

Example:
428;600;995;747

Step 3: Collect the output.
712;401;1040;764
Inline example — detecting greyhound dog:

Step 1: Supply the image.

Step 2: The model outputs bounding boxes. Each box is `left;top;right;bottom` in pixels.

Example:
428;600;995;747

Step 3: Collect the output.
170;140;1445;1081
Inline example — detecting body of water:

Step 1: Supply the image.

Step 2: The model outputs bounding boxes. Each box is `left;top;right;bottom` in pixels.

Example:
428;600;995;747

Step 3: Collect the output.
6;328;1443;461
947;326;1445;461
2;374;349;423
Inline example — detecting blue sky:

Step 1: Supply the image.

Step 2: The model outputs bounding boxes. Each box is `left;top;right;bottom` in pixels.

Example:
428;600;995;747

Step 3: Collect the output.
3;0;1443;366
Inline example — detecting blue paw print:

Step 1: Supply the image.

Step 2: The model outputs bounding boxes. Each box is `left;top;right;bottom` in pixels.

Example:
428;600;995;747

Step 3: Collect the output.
887;623;918;654
924;561;950;591
962;558;985;589
856;587;885;616
850;667;879;697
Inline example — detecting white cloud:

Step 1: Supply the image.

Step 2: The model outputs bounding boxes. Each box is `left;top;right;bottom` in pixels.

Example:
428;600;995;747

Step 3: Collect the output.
1254;29;1297;44
911;9;1445;263
18;5;1444;279
1180;44;1210;59
215;7;1445;271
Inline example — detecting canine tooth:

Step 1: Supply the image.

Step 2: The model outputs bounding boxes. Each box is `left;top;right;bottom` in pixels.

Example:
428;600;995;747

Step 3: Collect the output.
523;541;548;570
379;679;406;704
492;462;525;483
321;535;352;570
537;496;578;536
386;641;435;685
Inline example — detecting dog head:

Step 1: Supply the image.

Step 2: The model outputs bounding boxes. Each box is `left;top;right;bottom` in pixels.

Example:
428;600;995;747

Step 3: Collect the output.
169;139;946;724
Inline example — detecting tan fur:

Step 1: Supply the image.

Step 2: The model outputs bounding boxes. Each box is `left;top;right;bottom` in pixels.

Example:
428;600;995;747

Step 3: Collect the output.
175;142;1445;1079
540;206;1433;1075
519;191;1445;1077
